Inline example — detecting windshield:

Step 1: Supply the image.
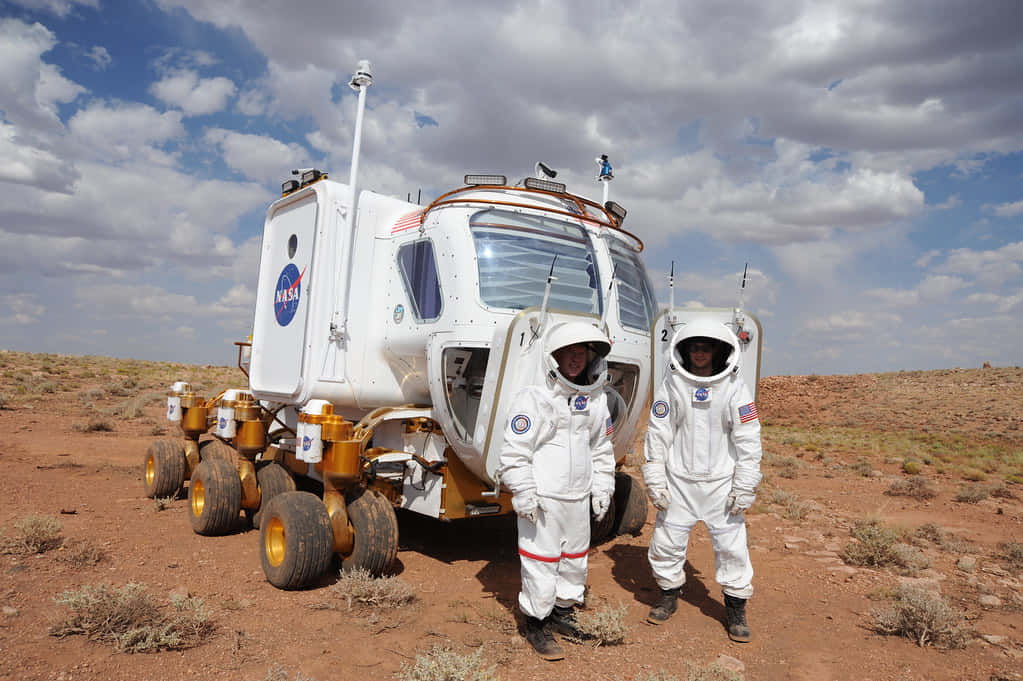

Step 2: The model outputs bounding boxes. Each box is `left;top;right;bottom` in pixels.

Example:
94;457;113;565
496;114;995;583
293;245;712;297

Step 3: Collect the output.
470;209;602;315
609;239;657;332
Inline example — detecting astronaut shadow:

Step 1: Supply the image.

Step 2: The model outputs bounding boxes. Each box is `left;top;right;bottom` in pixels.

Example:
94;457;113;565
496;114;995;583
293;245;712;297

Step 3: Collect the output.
678;563;726;623
606;543;657;604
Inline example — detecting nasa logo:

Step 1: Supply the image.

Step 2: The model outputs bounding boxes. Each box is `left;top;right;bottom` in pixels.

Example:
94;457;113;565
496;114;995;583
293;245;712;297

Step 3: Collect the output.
652;400;669;418
302;435;313;451
695;387;709;401
510;414;531;435
573;395;588;411
167;404;175;417
393;304;405;324
274;263;306;327
219;417;227;429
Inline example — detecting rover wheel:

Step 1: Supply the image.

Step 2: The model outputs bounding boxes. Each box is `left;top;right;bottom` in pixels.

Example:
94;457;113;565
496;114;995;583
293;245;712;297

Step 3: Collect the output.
142;440;186;499
188;458;242;536
612;472;649;537
590;495;617;545
200;438;237;464
260;491;334;589
251;462;297;530
341;488;398;576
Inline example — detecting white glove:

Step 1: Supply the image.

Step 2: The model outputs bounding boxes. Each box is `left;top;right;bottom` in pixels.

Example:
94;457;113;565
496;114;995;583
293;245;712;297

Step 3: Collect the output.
512;490;541;523
647;486;670;512
591;492;611;522
726;489;756;515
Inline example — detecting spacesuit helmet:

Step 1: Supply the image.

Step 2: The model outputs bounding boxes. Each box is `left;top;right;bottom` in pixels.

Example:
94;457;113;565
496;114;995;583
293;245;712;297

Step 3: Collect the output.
543;321;611;392
669;318;740;384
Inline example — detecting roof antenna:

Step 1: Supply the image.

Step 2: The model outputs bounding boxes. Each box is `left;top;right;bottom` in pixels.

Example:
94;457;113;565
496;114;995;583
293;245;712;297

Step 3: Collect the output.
535;162;557;179
533;255;559;343
732;263;752;346
595;154;614;204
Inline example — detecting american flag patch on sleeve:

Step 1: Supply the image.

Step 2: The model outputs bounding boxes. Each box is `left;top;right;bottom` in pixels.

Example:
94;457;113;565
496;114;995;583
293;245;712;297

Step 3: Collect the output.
738;402;759;423
605;417;614;436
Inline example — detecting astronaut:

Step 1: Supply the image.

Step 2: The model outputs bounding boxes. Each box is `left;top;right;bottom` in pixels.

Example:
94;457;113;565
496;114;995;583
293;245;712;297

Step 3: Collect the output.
499;321;616;660
642;318;762;642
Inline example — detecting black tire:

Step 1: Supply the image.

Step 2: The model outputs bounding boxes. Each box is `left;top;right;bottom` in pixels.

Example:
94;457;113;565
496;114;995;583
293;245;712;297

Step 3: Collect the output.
612;472;649;537
143;440;186;498
590;495;617;545
260;491;334;589
251;462;297;530
341;488;398;576
188;458;242;536
200;438;237;464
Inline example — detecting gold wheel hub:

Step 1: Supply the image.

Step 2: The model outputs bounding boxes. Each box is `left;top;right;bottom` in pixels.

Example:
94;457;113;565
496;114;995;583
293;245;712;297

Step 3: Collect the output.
145;456;155;486
191;479;205;517
265;517;286;567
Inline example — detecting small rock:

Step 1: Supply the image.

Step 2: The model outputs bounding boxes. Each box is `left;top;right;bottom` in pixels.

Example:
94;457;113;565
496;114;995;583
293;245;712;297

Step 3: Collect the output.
713;654;745;674
782;535;805;544
957;556;978;572
979;594;1002;608
980;634;1007;645
2;606;18;616
784;542;802;550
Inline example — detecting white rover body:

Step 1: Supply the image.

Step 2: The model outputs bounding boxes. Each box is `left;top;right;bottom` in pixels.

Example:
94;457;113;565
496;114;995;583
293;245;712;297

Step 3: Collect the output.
143;61;762;589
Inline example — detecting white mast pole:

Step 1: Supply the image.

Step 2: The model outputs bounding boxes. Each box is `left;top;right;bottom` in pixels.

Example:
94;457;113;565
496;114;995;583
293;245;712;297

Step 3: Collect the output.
348;60;373;217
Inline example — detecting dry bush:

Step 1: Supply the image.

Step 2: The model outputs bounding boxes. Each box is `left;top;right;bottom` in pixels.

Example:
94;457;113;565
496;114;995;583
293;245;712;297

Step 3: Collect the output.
953;485;989;504
51;583;215;653
1000;542;1023;569
78;387;106;402
961;468;987;482
324;568;417;610
398;646;498;681
575;603;629;645
901;459;922;475
772;456;801;479
57;538;107;568
842;520;912;569
153;496;176;512
72;417;115;433
1;514;63;554
989;484;1016;500
871;585;970;648
849;459;875;477
685;663;744;681
912;523;973;554
0;393;8;409
106;392;163;419
885;477;937;500
263;665;318;681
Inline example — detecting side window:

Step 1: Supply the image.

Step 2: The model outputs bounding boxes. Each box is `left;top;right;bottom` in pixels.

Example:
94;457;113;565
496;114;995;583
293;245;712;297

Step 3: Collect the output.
397;240;443;321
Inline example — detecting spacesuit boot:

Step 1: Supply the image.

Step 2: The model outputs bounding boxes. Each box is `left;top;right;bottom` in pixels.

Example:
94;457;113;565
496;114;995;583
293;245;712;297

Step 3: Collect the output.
548;605;593;641
646;587;680;624
524;616;564;661
724;594;751;642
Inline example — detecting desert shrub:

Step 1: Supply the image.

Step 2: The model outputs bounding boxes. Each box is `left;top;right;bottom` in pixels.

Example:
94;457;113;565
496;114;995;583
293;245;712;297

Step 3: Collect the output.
901;459;922;475
1;514;63;554
51;583;215;653
78;387;106;402
772;457;801;479
263;665;318;681
871;585;970;648
1000;542;1023;569
622;665;743;681
989;484;1016;500
106;392;163;419
850;459;874;477
0;393;8;409
153;497;176;512
326;568;417;610
953;486;988;504
912;523;972;554
961;468;987;482
575;603;628;645
33;380;59;394
398;646;497;681
58;538;107;568
885;477;937;500
150;424;167;436
72;417;115;433
890;543;930;573
842;520;903;567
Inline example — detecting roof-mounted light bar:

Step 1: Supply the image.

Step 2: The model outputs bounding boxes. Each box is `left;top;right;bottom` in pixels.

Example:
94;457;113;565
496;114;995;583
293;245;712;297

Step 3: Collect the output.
604;200;627;225
464;174;507;186
281;179;300;195
523;177;567;193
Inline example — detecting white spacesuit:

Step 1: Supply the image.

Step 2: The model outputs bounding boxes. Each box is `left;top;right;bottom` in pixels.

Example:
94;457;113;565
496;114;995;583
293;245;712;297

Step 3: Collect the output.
499;321;616;660
642;318;762;641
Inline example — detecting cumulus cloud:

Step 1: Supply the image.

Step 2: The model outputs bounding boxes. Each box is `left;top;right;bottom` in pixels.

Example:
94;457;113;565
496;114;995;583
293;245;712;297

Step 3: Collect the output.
68;101;184;162
985;200;1023;217
85;45;110;69
0;19;85;132
204;128;312;183
150;69;237;116
5;0;98;17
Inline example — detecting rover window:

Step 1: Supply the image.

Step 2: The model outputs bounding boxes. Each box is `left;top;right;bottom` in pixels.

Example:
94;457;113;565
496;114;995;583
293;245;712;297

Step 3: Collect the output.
609;240;657;332
470;209;602;315
397;239;443;321
442;347;490;441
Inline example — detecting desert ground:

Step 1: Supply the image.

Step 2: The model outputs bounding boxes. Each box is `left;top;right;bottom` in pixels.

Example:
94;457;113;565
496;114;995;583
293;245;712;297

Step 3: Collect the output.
0;351;1020;681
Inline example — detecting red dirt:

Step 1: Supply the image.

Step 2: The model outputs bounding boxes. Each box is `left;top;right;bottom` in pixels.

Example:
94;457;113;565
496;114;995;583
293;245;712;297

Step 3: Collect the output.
1;362;1021;681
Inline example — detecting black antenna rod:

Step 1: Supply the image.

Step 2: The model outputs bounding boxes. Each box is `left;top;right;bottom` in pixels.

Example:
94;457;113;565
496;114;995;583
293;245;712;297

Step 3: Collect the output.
741;262;748;290
608;263;618;292
547;254;559;281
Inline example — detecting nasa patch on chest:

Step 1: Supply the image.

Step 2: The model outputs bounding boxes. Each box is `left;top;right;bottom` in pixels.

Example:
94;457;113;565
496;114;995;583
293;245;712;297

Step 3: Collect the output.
572;395;589;412
692;386;712;403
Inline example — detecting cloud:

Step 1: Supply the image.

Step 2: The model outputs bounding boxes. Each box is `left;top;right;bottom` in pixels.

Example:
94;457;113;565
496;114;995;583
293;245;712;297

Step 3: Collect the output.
0;293;46;326
68;101;184;163
5;0;98;18
984;199;1023;217
0;120;77;192
0;19;85;132
150;69;237;116
204;128;313;183
85;45;110;69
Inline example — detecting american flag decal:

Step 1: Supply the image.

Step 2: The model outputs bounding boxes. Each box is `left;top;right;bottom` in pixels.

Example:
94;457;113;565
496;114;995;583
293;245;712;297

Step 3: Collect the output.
391;211;423;234
605;417;614;437
738;402;759;424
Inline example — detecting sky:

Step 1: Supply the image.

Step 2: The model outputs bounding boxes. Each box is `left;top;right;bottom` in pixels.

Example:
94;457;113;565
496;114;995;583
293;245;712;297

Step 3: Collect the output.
1;0;1021;377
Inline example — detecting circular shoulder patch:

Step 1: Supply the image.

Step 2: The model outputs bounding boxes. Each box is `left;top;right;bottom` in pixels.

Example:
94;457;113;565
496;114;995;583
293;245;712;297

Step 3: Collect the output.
510;414;532;435
652;400;669;418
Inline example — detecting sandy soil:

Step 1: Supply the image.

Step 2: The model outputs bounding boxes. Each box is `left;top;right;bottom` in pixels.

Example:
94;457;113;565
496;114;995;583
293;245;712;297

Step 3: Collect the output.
0;360;1021;681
